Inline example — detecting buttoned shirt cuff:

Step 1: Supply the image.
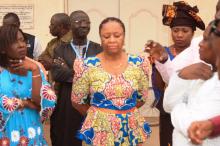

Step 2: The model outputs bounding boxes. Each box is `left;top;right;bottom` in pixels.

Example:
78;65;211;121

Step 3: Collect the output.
210;116;220;137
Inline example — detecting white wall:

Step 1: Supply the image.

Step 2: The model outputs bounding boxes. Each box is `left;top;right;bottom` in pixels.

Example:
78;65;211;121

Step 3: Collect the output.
0;0;64;50
0;0;218;51
175;0;218;37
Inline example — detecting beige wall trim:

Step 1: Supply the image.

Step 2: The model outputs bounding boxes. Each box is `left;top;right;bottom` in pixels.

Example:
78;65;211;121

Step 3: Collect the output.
64;0;69;14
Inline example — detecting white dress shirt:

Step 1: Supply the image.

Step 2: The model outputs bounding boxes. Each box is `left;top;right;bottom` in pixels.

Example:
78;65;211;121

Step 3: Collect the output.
33;37;44;60
164;73;220;146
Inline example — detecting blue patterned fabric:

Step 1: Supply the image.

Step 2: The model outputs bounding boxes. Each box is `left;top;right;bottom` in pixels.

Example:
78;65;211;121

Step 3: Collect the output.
0;68;56;146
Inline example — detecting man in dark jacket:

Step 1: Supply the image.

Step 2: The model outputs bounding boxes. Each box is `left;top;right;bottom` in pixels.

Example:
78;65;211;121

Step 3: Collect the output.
50;10;102;146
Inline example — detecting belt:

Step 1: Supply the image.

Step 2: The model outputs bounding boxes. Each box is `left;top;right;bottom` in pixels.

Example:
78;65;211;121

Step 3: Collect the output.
92;106;136;114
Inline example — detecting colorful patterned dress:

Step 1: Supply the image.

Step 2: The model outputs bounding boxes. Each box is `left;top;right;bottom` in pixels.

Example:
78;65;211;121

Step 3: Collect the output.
72;54;151;146
0;67;56;146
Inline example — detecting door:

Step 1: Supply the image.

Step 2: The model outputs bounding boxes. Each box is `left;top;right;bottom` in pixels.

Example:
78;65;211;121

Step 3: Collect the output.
67;0;173;54
120;0;173;54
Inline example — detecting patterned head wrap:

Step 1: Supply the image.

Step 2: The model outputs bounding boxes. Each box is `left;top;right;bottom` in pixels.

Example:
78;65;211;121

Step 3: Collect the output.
162;1;205;30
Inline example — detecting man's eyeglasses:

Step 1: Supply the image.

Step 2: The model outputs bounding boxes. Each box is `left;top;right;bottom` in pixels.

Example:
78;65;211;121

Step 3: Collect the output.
210;19;220;37
73;20;90;25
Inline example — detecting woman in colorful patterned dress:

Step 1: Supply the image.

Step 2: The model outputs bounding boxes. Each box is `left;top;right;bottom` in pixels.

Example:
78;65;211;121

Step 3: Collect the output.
71;17;151;146
0;25;56;145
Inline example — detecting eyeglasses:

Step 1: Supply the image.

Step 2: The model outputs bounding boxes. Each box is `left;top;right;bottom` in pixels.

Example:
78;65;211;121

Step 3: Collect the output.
210;19;220;37
73;20;90;25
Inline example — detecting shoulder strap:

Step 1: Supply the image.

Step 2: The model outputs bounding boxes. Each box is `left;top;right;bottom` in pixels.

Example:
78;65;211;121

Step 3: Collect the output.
164;47;175;61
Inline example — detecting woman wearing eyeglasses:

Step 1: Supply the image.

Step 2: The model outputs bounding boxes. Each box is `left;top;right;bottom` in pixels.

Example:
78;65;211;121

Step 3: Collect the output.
187;18;220;145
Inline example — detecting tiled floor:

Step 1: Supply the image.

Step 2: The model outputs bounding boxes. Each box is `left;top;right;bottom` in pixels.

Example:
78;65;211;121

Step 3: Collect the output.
43;121;52;146
43;117;160;146
143;117;160;146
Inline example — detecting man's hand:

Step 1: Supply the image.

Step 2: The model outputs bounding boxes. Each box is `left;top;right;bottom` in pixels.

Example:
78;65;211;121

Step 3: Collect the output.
188;120;214;145
53;57;68;68
38;58;53;70
178;63;213;80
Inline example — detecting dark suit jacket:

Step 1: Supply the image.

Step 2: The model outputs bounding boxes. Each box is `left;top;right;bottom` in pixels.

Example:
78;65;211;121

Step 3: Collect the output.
50;41;102;146
52;41;102;83
24;33;35;59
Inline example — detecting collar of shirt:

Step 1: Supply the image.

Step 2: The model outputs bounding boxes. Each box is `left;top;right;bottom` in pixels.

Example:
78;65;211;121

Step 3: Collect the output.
71;43;87;57
60;31;72;43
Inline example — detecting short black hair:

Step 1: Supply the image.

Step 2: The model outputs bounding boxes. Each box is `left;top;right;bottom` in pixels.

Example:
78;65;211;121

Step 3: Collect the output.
3;12;20;27
0;25;24;68
99;17;125;35
52;13;70;29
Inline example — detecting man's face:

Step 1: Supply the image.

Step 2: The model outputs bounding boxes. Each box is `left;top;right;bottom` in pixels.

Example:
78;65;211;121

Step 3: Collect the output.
71;13;90;38
199;25;215;64
215;1;220;19
210;20;220;65
210;19;220;75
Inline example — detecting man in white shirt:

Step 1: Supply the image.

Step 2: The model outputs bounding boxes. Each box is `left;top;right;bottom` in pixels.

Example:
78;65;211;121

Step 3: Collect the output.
187;5;220;144
146;2;206;146
164;22;220;146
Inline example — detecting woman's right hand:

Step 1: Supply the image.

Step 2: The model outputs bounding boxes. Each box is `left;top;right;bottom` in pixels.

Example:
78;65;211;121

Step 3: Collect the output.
144;40;168;63
9;57;39;72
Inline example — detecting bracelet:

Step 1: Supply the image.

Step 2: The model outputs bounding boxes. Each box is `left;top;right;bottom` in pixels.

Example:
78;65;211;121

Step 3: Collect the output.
32;74;41;78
